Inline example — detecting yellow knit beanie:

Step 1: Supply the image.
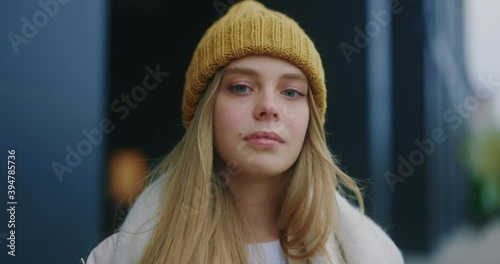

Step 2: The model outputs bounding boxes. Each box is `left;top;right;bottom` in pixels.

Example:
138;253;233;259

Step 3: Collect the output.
182;0;326;128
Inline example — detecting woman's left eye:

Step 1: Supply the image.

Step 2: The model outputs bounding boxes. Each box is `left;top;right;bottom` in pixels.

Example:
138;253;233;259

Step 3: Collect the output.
229;84;251;93
282;89;305;98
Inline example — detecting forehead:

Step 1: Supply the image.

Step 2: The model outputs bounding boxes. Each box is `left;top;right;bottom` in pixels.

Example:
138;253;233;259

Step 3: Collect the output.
223;55;308;81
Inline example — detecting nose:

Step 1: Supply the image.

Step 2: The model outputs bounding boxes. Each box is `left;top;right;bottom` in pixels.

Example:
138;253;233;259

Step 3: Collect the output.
254;90;280;121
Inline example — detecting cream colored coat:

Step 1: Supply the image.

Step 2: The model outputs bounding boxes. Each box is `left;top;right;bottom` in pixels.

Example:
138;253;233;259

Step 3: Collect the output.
86;178;404;264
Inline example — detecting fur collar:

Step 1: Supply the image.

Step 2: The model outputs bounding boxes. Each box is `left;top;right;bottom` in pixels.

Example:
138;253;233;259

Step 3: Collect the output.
109;177;404;264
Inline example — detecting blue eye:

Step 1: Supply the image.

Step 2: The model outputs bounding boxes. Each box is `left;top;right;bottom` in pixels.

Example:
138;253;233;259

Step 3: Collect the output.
282;89;304;98
229;84;251;93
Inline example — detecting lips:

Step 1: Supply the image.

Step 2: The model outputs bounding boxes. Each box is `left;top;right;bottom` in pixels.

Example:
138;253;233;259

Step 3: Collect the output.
244;131;284;143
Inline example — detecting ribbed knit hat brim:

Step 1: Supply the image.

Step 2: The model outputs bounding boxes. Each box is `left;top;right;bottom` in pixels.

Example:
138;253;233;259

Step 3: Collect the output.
182;0;326;128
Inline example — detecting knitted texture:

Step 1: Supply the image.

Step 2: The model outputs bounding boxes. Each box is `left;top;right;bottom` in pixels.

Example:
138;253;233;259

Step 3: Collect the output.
182;0;326;128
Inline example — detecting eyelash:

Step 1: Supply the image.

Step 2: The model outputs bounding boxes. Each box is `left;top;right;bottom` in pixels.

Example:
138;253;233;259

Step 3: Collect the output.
228;84;305;98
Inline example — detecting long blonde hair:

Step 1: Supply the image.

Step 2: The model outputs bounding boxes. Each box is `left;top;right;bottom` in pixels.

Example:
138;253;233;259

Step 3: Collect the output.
137;67;364;264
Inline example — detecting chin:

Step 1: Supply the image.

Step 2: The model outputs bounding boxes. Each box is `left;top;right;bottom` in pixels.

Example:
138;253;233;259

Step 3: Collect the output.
240;161;292;178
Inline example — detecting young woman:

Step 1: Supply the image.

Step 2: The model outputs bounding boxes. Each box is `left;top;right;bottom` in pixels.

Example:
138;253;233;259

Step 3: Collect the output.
86;1;404;263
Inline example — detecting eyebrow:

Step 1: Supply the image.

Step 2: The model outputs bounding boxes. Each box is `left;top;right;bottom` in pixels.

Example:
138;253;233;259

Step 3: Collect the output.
223;67;308;84
280;73;308;84
223;67;259;77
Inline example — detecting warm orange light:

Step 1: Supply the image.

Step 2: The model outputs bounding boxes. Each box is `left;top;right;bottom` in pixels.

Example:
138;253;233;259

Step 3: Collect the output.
108;148;148;206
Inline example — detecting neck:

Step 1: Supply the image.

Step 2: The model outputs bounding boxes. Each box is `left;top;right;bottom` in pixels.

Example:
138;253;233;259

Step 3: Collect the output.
228;174;284;243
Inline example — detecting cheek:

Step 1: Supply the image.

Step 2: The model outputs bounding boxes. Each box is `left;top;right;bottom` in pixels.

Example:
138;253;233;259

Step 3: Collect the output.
214;98;248;156
286;105;309;150
214;99;247;134
283;102;309;132
291;113;309;139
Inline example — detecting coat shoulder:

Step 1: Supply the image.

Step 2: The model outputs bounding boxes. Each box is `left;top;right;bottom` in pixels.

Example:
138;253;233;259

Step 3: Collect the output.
334;192;405;264
86;233;119;264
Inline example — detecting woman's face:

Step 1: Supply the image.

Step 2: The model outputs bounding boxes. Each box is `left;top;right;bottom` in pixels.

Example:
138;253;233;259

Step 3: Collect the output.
214;55;310;179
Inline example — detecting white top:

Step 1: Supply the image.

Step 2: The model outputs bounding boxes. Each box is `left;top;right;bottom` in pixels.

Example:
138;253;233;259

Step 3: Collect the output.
87;234;288;264
246;239;289;264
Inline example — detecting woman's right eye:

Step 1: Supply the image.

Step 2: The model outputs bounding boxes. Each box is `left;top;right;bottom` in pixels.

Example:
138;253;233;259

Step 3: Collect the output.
229;84;251;93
